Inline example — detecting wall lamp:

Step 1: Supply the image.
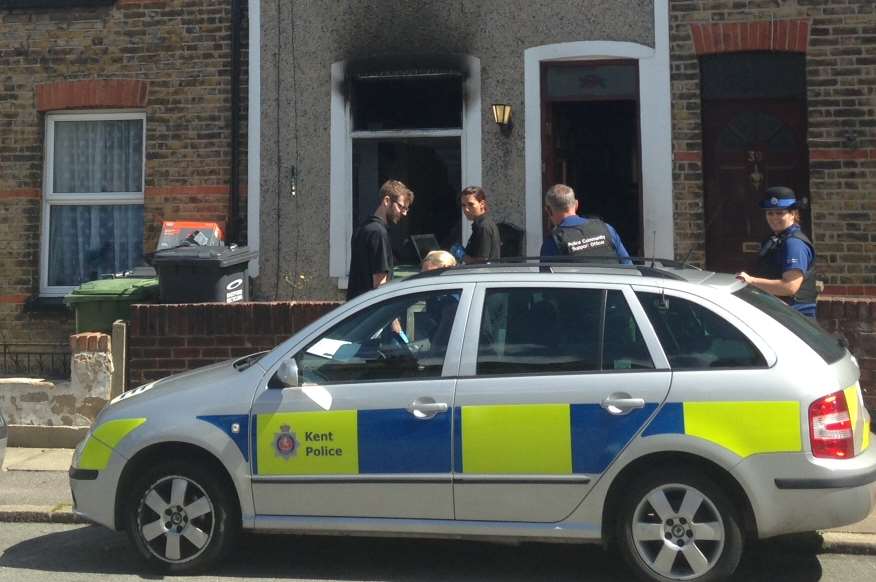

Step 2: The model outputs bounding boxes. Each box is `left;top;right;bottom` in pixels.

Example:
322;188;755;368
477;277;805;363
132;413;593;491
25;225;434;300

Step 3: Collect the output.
491;104;512;134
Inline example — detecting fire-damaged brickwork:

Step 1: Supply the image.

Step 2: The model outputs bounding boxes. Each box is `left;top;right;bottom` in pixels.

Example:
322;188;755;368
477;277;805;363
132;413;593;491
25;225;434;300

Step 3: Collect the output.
0;0;248;347
670;0;876;291
127;302;342;386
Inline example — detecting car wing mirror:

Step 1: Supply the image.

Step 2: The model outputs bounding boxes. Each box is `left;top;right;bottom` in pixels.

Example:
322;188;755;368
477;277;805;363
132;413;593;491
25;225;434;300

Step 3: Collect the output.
274;358;300;388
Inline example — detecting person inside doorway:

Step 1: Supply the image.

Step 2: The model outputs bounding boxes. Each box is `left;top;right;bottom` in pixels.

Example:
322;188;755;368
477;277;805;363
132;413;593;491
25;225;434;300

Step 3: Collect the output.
452;186;501;264
540;183;631;263
736;186;818;318
346;179;415;300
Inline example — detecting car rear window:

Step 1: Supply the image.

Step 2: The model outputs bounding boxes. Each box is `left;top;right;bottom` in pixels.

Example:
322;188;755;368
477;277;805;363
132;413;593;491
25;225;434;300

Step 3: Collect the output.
733;285;846;364
637;291;767;369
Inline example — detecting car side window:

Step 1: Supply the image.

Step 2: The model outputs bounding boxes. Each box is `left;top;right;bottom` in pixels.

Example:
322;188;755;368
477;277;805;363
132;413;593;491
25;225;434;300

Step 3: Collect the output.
296;289;461;384
603;290;655;370
476;287;653;376
636;291;767;369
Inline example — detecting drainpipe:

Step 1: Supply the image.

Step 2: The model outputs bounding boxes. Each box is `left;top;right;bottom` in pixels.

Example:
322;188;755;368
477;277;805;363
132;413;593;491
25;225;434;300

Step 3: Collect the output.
228;0;243;244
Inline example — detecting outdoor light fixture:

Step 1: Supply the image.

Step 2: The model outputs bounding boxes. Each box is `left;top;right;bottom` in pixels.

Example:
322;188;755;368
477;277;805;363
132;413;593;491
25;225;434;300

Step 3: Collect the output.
491;104;512;133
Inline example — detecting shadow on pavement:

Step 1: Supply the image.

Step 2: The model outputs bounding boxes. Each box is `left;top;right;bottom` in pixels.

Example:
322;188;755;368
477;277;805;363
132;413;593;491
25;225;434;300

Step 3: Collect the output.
0;525;826;581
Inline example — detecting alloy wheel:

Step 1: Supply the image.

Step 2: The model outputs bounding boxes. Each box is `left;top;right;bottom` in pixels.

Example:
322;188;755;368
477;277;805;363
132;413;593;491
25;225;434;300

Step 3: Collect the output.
136;474;215;563
631;483;726;580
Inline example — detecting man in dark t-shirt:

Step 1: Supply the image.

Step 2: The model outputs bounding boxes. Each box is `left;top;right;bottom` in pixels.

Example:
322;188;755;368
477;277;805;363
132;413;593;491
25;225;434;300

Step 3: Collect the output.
459;186;501;263
346;180;415;300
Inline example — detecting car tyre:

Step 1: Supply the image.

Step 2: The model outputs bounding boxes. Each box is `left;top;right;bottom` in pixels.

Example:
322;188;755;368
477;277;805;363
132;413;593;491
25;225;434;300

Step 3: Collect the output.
125;460;240;574
616;467;743;582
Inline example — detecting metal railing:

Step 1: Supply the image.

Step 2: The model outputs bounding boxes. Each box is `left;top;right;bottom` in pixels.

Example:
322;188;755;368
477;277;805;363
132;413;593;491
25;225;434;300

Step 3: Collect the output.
0;343;71;379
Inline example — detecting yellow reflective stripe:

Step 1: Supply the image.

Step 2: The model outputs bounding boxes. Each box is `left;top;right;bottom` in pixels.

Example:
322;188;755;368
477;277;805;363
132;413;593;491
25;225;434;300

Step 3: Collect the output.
79;418;146;471
79;436;113;471
683;401;801;458
461;404;571;474
257;411;358;475
93;418;146;448
863;420;871;452
844;384;861;449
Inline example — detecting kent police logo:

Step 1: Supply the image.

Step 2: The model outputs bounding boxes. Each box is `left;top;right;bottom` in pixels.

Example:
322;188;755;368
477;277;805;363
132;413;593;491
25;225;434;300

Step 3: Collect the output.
274;424;299;459
770;197;779;206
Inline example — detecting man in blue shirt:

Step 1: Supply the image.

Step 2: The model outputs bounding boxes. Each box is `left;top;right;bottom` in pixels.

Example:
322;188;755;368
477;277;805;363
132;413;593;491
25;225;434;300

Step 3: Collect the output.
539;184;631;264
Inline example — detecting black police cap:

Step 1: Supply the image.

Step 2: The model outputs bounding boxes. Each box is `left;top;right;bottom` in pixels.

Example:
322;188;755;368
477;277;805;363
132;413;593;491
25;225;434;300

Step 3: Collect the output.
760;186;799;210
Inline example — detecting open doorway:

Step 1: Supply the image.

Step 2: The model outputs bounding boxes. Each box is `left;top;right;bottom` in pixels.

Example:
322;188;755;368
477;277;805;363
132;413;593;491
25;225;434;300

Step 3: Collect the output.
541;61;642;255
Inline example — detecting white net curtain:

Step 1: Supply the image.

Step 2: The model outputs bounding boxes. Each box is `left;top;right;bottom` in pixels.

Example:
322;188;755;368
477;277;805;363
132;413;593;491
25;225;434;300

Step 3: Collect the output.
48;119;145;286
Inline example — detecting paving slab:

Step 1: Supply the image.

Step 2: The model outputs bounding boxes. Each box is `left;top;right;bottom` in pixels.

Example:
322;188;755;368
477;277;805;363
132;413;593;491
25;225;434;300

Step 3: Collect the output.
2;448;73;471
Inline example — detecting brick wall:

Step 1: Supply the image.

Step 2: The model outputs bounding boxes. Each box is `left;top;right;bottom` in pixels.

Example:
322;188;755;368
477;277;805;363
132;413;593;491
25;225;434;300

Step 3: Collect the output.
127;302;342;386
818;296;876;412
0;0;248;348
670;0;876;287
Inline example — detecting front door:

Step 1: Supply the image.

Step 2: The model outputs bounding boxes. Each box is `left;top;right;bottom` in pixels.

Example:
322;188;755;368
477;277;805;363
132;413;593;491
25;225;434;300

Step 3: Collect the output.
702;101;809;273
250;285;470;519
452;283;671;522
700;52;810;274
541;60;642;253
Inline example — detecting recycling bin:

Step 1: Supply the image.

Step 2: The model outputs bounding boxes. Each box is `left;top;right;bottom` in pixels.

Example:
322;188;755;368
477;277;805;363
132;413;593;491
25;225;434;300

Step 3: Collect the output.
64;277;159;333
151;245;258;304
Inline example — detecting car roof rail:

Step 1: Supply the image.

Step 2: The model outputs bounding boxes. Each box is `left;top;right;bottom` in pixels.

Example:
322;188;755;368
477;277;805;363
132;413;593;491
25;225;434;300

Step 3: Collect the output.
406;256;690;281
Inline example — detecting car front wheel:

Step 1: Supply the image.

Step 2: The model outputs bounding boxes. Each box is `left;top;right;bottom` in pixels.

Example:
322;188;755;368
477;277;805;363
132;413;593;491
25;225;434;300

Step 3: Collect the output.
125;460;239;573
616;468;743;582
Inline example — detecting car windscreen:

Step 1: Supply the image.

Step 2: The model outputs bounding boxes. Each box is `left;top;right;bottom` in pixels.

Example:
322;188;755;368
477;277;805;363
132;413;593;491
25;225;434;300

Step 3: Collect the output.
733;285;846;364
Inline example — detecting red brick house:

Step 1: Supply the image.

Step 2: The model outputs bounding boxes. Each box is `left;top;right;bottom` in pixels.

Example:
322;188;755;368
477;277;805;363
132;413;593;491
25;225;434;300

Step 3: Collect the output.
0;0;249;361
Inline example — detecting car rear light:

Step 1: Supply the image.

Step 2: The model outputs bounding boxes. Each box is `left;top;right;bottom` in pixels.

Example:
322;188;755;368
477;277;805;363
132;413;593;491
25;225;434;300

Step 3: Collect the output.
809;391;854;459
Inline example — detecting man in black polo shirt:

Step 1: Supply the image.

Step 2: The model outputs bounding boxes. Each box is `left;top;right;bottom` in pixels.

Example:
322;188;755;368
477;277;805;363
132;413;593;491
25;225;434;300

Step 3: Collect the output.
346;180;415;300
457;186;501;263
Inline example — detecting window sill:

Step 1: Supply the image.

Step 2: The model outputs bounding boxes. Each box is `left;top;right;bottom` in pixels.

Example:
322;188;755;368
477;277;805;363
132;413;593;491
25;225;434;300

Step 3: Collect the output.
0;0;115;8
24;296;69;314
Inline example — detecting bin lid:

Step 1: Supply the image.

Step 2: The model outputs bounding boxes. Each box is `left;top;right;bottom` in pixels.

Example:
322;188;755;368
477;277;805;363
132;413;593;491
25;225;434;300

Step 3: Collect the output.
64;277;160;304
151;245;258;268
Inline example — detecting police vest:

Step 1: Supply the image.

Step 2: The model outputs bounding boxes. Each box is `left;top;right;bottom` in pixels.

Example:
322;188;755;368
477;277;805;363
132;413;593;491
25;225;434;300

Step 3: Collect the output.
551;219;618;259
754;228;818;305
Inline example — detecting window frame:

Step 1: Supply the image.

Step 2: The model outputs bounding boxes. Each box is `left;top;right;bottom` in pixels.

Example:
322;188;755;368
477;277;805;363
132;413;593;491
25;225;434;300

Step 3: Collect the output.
459;281;670;378
329;59;483;288
631;285;776;371
40;110;147;297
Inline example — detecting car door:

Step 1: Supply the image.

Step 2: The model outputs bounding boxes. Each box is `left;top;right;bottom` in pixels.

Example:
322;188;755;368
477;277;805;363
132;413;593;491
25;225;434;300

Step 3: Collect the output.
452;282;671;522
250;283;471;519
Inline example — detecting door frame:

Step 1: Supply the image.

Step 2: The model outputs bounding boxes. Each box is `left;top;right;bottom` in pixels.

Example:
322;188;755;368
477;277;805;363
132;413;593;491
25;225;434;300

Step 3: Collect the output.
523;0;673;259
539;59;643;249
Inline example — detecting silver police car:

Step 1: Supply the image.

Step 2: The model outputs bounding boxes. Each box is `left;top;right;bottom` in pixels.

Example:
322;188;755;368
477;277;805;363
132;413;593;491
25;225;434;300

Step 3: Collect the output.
69;260;876;581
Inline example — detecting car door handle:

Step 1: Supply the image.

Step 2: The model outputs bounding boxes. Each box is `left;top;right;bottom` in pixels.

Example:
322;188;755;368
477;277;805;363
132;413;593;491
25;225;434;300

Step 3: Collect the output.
407;398;448;419
601;394;646;415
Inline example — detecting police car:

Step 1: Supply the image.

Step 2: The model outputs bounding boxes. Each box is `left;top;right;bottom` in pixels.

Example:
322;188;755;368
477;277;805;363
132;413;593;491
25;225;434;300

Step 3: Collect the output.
69;259;876;582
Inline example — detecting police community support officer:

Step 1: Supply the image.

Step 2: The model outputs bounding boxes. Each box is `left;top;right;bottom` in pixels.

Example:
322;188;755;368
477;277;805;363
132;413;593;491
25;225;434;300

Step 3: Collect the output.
539;184;631;263
736;186;818;318
346;180;414;300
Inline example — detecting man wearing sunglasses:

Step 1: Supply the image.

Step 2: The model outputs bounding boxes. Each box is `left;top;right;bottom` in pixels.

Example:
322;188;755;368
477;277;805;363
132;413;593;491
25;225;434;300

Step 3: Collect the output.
346;179;415;300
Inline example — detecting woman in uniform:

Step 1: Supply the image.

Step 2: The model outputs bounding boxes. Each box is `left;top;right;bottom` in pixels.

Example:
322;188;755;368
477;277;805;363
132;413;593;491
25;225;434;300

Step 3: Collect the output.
736;186;818;317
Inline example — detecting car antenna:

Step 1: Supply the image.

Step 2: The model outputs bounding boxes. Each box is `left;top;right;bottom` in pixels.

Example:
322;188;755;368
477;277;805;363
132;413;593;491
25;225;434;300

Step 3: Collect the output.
680;246;695;268
650;230;657;269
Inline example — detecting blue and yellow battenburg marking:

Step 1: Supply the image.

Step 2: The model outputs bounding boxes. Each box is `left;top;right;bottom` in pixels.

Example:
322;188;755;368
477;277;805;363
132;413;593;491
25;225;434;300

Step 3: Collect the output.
641;401;803;457
252;403;657;476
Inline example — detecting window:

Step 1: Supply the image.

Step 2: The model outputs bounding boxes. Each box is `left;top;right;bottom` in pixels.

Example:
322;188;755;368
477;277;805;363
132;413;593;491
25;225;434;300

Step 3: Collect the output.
352;74;463;262
476;287;653;376
41;112;145;296
733;285;845;364
637;292;766;370
296;289;461;384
